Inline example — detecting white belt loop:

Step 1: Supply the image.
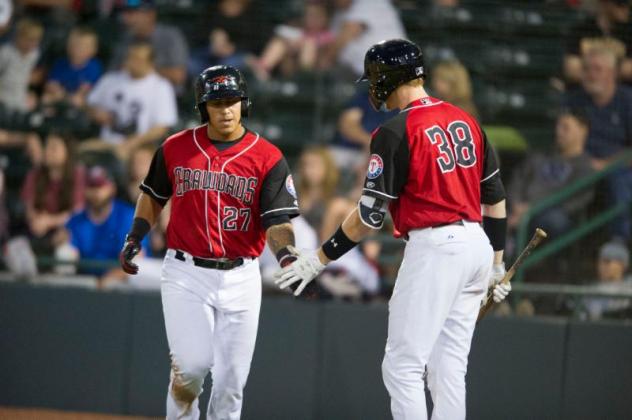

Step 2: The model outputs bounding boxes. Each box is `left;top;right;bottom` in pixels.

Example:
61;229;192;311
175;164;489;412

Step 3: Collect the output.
168;248;194;265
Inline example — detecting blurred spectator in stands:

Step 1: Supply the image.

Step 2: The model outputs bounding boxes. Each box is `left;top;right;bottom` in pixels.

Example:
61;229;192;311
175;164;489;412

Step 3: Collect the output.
147;202;169;257
0;130;44;166
0;18;43;112
125;143;154;204
321;0;405;78
189;0;269;76
42;26;102;108
92;0;119;19
85;41;177;160
580;240;632;319
318;247;381;300
20;131;85;257
318;192;382;300
294;144;382;298
251;0;334;80
564;45;632;167
16;0;78;22
110;0;188;89
260;204;381;300
430;59;479;119
563;45;632;240
508;109;594;238
429;0;471;19
295;146;340;233
0;0;12;36
124;143;169;261
65;165;146;282
0;156;9;245
329;85;397;170
298;151;381;299
564;0;632;85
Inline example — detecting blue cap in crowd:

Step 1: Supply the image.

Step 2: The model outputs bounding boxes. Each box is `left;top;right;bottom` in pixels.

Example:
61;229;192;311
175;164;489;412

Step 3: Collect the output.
599;241;630;267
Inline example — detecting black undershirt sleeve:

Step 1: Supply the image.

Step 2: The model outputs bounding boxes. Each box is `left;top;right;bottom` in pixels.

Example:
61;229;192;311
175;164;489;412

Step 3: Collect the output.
140;146;172;207
480;132;506;205
362;125;410;200
260;157;299;229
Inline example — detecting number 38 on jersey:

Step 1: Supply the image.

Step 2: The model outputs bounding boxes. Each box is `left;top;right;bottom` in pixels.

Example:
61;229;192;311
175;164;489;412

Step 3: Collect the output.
425;121;476;173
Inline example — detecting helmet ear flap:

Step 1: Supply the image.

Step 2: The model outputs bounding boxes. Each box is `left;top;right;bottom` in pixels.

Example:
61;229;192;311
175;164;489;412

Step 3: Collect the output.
241;98;251;118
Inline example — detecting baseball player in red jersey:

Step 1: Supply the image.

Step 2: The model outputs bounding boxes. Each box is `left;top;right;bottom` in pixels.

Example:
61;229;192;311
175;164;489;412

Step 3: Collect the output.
275;39;512;419
118;65;301;419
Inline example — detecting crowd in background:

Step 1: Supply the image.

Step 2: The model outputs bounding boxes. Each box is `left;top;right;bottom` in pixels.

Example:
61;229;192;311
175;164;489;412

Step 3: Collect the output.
0;0;631;318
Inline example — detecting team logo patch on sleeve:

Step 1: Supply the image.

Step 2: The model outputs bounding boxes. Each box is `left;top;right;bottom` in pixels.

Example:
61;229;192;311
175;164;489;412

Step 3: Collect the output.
367;154;384;179
286;175;297;198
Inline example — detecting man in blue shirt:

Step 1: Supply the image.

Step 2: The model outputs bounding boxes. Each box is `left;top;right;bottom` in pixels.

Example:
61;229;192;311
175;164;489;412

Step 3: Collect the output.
66;165;144;279
564;45;632;240
330;86;397;170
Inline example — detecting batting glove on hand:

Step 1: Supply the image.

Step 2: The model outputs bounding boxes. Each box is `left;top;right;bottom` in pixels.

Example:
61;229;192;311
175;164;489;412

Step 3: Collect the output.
274;246;325;296
488;263;511;303
119;235;141;275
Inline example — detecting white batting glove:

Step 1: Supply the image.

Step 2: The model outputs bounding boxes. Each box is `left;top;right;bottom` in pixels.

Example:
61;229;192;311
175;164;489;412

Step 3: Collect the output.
488;263;505;288
274;247;325;296
488;263;511;303
493;281;512;303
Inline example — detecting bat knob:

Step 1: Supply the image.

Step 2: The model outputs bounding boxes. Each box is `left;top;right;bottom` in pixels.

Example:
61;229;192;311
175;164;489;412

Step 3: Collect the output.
535;228;548;239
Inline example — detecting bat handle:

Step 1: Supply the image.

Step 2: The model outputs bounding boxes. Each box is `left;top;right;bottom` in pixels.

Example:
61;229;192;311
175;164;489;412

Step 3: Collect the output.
476;228;548;323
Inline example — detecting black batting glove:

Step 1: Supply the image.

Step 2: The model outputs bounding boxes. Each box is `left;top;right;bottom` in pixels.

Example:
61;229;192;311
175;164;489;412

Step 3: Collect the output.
119;235;141;275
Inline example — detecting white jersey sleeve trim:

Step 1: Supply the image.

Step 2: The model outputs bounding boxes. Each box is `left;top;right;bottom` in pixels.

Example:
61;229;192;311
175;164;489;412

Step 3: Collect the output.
261;206;300;217
481;168;500;183
140;182;169;200
362;188;398;200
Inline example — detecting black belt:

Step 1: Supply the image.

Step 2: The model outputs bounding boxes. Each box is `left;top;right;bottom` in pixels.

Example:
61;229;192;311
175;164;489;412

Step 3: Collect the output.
433;220;465;228
174;250;244;270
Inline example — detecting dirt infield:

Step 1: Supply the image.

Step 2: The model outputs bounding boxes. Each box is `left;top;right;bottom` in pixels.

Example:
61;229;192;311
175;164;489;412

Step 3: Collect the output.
0;407;160;420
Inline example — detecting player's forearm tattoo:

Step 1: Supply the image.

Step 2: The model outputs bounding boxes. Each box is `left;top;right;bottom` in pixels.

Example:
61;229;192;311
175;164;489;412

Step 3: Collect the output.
266;223;295;255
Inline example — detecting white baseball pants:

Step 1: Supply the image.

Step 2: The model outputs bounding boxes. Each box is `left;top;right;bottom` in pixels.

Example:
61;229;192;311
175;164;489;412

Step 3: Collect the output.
382;221;492;420
160;249;261;420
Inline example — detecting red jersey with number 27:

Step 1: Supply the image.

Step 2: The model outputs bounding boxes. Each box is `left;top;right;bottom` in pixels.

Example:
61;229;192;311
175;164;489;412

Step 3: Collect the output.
362;97;504;238
140;126;299;258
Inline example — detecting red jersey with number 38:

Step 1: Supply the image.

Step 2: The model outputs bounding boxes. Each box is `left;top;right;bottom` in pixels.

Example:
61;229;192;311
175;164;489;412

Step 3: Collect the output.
140;126;299;258
362;97;504;238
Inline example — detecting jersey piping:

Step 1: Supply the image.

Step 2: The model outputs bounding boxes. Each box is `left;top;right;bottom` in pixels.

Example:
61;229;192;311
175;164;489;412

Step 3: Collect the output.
261;206;299;217
140;182;170;200
192;127;214;255
481;168;500;183
362;188;398;199
217;132;261;257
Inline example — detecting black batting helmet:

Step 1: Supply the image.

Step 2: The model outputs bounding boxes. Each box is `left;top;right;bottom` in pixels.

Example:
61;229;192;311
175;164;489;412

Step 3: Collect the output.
194;65;251;123
358;39;426;111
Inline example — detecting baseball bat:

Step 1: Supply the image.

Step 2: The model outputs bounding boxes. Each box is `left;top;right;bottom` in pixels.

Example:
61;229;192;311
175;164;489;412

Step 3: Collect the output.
477;228;548;322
